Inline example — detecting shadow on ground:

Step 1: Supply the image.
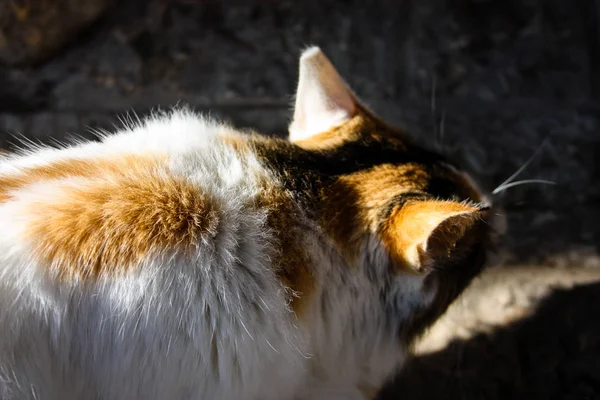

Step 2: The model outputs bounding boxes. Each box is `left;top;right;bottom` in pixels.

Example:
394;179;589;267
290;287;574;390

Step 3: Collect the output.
379;281;600;400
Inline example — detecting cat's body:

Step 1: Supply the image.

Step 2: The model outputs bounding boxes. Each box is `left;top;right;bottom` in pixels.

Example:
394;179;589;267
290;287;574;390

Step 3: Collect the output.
0;48;492;400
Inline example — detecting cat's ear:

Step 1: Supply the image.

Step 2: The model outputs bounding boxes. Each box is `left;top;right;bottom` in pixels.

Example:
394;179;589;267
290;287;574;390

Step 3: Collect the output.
380;200;487;274
289;47;357;142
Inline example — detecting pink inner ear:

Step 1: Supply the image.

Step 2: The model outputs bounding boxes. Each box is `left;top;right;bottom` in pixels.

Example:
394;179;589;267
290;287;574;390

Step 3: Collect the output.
289;47;356;142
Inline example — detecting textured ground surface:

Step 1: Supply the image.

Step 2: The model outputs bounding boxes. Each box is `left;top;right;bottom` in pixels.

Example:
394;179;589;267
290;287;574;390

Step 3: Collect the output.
1;1;599;399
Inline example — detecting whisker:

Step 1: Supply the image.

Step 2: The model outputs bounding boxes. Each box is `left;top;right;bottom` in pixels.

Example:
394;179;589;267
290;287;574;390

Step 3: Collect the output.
492;179;556;195
493;137;550;192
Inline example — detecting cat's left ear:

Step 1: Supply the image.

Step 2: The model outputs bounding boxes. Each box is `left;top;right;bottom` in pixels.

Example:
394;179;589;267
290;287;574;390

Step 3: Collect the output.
289;47;357;142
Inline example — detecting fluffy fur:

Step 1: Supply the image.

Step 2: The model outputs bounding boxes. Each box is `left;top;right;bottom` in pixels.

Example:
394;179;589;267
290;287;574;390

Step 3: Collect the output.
0;48;492;400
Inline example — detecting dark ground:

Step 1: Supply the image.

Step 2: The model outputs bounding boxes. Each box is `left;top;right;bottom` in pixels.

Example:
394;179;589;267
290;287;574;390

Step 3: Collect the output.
1;0;599;399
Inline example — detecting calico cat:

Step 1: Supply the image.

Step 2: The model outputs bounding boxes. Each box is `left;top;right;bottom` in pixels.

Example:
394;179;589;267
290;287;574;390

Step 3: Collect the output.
0;47;492;400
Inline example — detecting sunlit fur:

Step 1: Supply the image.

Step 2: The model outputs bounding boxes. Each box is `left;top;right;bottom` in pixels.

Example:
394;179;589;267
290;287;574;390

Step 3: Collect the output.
0;48;491;400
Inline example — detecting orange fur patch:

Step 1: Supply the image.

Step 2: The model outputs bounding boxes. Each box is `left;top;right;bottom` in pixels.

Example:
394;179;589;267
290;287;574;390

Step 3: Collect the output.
1;156;157;202
293;114;368;150
321;163;430;262
10;155;219;280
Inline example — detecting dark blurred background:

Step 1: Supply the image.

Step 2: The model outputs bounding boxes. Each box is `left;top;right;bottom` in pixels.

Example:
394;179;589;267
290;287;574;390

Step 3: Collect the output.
1;0;599;398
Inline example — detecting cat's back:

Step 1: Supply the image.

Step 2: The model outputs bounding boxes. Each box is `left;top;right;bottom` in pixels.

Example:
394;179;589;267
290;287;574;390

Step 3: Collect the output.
0;111;306;400
0;111;269;281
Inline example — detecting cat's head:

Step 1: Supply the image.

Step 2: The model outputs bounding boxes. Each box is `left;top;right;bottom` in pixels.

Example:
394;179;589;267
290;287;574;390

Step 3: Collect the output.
277;47;493;340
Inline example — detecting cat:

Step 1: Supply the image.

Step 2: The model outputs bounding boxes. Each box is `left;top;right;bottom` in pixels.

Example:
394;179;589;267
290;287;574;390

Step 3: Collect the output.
0;47;492;400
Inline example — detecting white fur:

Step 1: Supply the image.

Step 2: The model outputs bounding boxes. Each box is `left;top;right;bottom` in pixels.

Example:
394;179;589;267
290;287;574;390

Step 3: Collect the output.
0;111;433;400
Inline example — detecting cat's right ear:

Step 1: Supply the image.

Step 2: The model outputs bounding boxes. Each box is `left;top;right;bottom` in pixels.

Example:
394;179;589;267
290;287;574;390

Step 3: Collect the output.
380;200;487;275
289;47;357;142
